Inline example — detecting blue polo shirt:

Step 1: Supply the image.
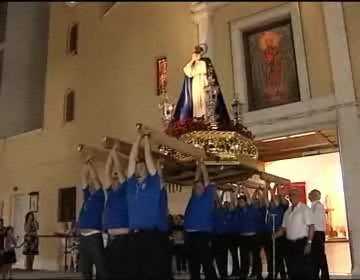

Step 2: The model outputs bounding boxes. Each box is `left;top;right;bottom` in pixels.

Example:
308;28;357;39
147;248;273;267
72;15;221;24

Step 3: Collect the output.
78;187;105;230
264;204;286;233
213;207;233;235
184;185;216;232
234;205;261;234
127;173;161;230
157;188;169;232
255;206;267;234
103;182;129;230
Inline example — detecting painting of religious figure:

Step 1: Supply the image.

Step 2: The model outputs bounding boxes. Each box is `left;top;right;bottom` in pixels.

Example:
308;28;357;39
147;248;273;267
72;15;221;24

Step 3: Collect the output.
156;56;168;96
243;19;300;111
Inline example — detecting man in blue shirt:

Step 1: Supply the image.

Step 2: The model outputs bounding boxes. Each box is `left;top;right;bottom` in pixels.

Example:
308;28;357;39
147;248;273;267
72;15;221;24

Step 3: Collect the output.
103;144;131;280
127;129;169;280
212;191;234;280
233;185;264;280
78;159;107;280
184;159;218;280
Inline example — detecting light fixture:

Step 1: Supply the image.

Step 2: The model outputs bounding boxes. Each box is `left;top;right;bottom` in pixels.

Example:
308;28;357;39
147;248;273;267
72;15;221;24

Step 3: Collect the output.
289;131;316;138
262;136;287;143
65;2;78;7
262;131;317;142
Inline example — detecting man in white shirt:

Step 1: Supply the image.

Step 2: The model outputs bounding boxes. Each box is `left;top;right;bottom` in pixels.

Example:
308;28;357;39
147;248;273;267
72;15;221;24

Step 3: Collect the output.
274;188;314;280
309;189;330;280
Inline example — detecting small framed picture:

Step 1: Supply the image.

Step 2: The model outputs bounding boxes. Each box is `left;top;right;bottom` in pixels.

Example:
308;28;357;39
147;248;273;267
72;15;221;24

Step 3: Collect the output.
156;56;168;96
29;192;39;212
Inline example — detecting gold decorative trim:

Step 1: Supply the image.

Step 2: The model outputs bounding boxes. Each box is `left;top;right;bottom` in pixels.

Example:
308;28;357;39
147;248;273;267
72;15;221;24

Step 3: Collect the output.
159;130;258;162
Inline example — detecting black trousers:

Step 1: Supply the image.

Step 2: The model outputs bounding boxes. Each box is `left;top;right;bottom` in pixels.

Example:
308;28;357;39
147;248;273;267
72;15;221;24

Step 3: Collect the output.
284;238;312;280
228;233;240;276
239;235;262;279
263;233;287;280
79;233;108;280
106;234;132;280
129;230;171;280
174;243;187;272
212;234;229;279
185;231;218;280
311;231;330;280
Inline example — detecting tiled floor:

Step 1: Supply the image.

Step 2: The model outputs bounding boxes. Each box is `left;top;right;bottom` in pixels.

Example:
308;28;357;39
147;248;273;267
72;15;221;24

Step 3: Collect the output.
326;241;351;275
9;242;355;279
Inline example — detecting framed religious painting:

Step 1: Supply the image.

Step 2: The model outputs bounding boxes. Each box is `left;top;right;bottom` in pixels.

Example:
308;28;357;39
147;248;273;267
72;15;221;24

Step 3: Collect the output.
156;56;168;96
243;18;301;111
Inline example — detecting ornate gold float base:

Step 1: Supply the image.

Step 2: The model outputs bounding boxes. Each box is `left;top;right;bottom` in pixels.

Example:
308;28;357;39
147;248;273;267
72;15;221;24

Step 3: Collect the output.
159;130;259;163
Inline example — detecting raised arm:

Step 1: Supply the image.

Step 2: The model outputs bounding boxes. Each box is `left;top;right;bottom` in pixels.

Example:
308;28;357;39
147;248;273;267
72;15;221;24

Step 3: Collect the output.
104;147;114;188
272;184;280;206
264;183;270;207
143;134;156;176
87;160;102;190
128;134;142;178
242;186;252;205
156;159;165;189
111;144;126;184
194;161;204;195
81;163;91;189
230;189;236;209
199;159;209;187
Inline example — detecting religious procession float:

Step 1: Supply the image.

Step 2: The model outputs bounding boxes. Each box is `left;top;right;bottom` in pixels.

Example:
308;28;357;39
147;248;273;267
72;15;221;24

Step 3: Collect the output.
78;44;290;192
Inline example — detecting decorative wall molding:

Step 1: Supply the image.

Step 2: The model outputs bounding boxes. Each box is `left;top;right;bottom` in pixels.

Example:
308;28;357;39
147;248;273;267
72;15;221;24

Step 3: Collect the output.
101;2;118;18
247;95;358;140
230;2;310;115
190;2;231;15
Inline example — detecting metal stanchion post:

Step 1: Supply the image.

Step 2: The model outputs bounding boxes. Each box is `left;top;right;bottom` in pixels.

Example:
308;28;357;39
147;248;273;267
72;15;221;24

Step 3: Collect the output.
271;214;277;280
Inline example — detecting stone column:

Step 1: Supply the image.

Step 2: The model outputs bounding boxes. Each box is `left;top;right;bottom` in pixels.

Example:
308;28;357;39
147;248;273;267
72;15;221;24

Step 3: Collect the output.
337;105;360;275
191;3;215;58
323;2;360;275
190;2;228;59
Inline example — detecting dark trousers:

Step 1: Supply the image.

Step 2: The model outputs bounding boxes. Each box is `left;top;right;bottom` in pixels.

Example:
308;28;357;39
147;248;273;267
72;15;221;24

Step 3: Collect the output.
228;233;240;276
212;234;229;279
311;231;330;280
285;238;312;280
106;234;132;280
174;243;187;272
185;231;218;280
79;233;108;280
239;235;262;279
263;234;287;280
129;230;171;280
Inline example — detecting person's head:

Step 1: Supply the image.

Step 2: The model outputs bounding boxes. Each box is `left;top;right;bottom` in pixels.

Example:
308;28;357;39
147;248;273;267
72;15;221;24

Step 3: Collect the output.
0;218;4;228
25;212;35;224
288;188;300;205
174;215;182;225
135;156;148;180
252;195;262;208
237;195;247;208
308;189;321;202
194;45;204;55
111;171;119;186
5;226;14;238
223;201;231;209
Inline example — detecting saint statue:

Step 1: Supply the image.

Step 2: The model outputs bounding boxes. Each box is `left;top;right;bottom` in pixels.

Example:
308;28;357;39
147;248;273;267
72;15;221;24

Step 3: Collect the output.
173;44;231;127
